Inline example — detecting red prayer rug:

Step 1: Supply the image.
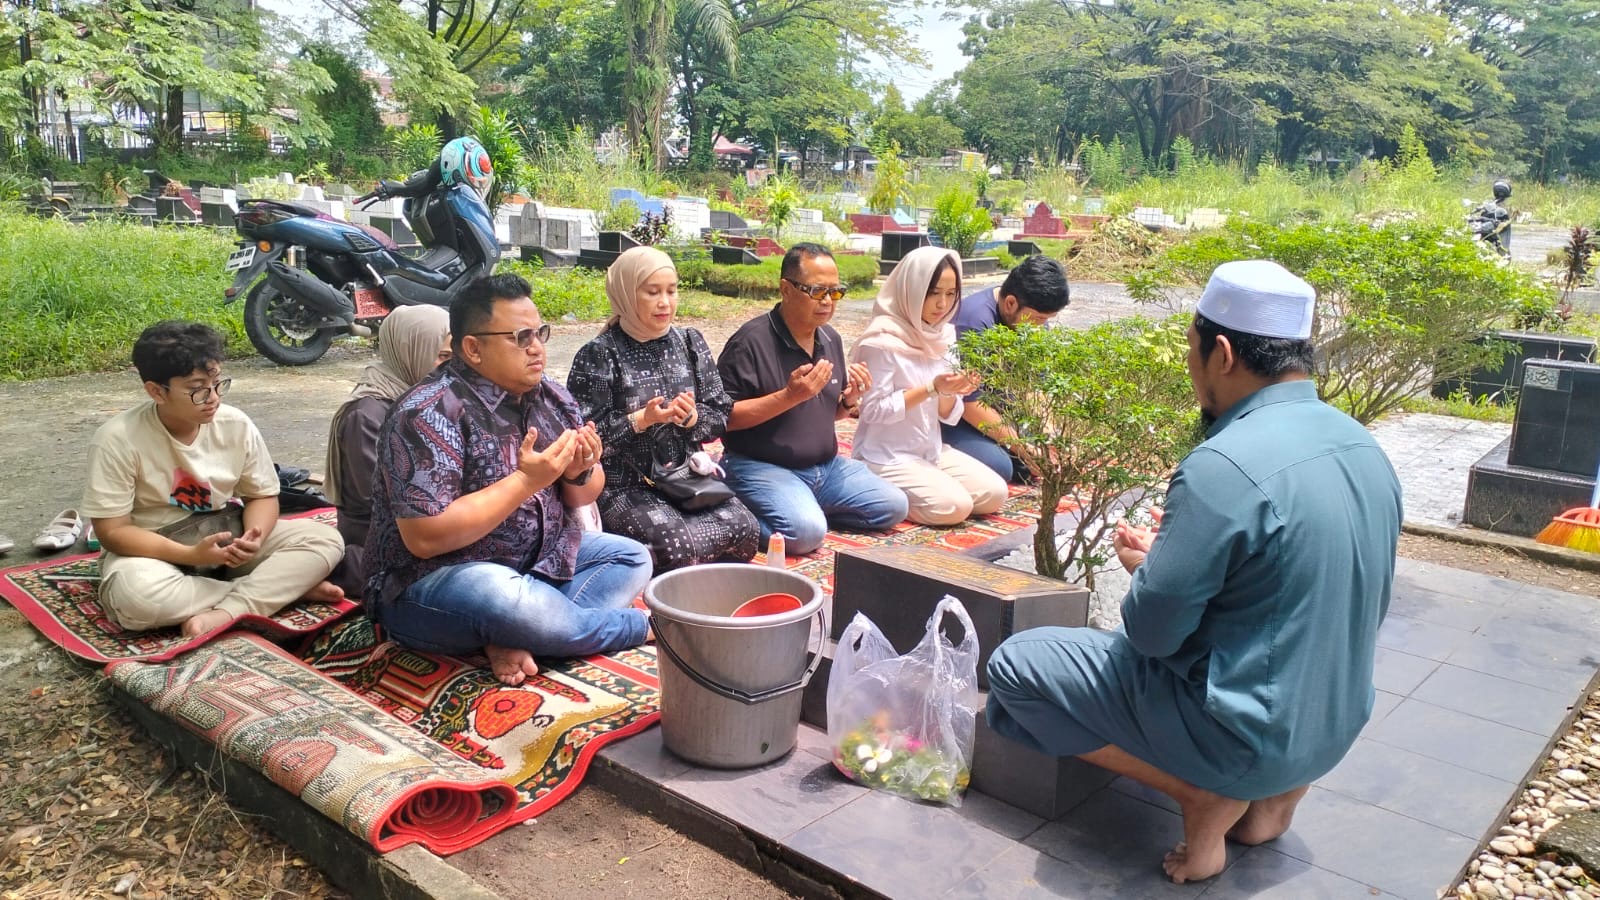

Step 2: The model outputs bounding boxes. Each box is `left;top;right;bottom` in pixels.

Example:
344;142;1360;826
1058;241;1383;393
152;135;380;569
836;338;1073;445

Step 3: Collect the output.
0;510;358;664
108;619;661;855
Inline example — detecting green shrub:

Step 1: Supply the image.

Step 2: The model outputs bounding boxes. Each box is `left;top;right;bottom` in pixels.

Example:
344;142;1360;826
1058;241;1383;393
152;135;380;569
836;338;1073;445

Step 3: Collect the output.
390;124;443;176
994;248;1019;270
1127;220;1551;425
957;317;1198;587
0;209;244;379
929;186;993;259
697;254;878;299
499;260;611;320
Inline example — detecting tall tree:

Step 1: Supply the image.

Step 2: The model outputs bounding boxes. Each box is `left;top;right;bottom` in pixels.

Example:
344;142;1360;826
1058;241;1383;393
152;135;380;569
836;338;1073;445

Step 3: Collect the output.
621;0;736;167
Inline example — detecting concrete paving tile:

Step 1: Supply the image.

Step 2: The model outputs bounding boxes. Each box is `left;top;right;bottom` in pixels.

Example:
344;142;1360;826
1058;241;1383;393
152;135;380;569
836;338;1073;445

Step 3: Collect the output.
947;843;1202;899
1199;847;1393;900
1371;648;1439;696
1386;586;1500;632
663;747;869;841
951;788;1046;841
1265;786;1475;900
1411;663;1576;735
1360;691;1404;738
794;721;836;763
786;790;1015;898
1024;787;1235;898
1363;698;1547;782
596;725;693;782
1374;614;1476;662
1510;585;1600;631
1392;559;1521;604
1445;628;1600;694
1314;738;1513;839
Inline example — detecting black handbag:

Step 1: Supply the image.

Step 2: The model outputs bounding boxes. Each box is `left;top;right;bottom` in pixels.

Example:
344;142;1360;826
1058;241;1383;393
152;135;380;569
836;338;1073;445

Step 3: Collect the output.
638;428;735;512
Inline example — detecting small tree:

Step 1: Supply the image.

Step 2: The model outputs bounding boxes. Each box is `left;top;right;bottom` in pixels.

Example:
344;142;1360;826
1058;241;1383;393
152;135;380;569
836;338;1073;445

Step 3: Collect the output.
958;318;1199;590
929;186;993;259
867;140;910;215
1128;221;1550;424
762;176;801;239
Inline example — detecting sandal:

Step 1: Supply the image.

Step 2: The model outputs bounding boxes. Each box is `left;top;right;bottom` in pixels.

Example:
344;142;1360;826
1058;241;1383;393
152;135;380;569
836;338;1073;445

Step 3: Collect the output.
0;533;13;554
33;509;84;552
86;522;100;552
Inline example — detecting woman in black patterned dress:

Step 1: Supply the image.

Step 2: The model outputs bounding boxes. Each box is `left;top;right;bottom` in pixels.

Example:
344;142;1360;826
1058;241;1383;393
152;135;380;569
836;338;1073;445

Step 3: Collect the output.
567;247;759;572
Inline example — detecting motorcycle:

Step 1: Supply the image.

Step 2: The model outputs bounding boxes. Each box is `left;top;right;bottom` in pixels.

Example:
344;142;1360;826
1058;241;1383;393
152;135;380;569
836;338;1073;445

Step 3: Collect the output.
1466;201;1511;257
222;176;501;365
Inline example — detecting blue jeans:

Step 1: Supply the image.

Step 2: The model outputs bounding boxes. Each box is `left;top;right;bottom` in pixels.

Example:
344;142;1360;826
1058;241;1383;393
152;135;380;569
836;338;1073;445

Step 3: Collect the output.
720;452;909;554
377;532;652;658
941;419;1015;482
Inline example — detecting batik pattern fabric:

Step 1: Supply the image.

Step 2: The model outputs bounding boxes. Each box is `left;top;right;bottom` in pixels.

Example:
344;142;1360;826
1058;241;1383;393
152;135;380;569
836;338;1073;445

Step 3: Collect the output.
569;325;758;571
365;359;585;606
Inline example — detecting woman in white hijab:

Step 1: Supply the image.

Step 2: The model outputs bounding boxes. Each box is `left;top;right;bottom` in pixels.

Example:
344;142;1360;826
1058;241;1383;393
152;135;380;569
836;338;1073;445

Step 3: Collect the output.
324;305;451;593
566;246;758;572
850;246;1007;525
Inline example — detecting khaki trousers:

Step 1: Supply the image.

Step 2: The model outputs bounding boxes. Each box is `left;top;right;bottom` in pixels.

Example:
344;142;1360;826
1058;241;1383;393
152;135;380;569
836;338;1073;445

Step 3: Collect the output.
866;446;1009;526
99;518;344;631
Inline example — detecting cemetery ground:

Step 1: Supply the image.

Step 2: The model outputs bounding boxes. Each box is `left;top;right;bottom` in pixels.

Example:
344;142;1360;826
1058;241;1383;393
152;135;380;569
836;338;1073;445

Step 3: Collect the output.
4;288;1600;898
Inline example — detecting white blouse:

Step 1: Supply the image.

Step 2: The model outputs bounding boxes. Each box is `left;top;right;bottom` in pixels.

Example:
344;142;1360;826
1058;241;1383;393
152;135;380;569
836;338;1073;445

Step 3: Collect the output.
852;344;964;467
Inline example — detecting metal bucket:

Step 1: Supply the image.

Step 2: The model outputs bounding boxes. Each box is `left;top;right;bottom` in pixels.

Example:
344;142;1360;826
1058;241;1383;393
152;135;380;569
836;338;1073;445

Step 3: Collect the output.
644;564;825;768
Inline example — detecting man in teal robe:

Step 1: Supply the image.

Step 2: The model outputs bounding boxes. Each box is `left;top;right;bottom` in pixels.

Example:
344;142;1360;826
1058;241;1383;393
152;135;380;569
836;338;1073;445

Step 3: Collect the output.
986;260;1403;883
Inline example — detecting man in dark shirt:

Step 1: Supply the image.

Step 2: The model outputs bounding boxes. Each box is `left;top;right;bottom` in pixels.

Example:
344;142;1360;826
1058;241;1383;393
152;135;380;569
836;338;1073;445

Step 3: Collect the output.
366;273;652;686
716;243;908;554
944;254;1072;481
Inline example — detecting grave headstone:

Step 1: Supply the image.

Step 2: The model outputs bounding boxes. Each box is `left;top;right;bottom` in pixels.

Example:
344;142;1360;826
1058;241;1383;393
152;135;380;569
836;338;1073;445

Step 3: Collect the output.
710;209;749;231
664;196;711;241
1007;240;1043;257
1020;202;1066;237
1432;330;1596;405
725;235;785;257
1186;208;1226;229
830;546;1089;691
598;231;642;253
297;185;326;203
276;172;296;184
155;196;199;223
1082;197;1106;213
881;231;930;263
1131;206;1166;228
1507;358;1600;477
710;245;761;266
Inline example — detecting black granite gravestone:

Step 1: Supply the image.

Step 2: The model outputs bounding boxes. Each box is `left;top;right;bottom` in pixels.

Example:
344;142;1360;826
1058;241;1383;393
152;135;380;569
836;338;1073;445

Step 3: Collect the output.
880;231;930;262
710;245;761;265
1507;358;1600;477
1432;330;1596;404
598;231;642;253
830;546;1088;691
1007;240;1043;257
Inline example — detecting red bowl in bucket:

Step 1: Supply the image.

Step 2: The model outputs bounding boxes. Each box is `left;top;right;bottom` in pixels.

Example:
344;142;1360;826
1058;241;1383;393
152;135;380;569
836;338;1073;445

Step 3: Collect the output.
731;592;803;618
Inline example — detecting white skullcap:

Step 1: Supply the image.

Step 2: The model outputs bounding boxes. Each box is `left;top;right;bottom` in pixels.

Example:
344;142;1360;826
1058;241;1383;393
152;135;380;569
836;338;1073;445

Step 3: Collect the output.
1196;260;1316;340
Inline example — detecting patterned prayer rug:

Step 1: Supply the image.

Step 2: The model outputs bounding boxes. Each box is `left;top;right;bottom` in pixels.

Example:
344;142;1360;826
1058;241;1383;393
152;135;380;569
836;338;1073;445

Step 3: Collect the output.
0;510;358;664
109;622;661;855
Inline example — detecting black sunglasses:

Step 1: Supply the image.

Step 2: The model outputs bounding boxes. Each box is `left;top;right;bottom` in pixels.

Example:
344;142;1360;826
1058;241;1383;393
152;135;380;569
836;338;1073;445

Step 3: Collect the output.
471;324;552;348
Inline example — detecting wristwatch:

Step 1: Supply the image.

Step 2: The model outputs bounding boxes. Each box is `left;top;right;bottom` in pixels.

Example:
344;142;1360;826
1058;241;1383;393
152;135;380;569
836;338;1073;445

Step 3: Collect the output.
562;464;595;486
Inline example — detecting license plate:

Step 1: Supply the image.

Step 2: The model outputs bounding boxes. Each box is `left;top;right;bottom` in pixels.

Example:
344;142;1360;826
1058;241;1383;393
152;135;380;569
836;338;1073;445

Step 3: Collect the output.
225;246;256;272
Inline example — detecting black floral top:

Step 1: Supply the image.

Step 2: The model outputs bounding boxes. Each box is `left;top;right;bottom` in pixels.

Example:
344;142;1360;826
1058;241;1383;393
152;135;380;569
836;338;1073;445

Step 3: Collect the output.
567;325;733;490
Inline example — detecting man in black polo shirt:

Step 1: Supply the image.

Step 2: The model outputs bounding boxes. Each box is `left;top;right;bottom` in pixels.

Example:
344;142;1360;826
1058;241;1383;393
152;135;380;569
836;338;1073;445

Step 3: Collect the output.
716;243;909;554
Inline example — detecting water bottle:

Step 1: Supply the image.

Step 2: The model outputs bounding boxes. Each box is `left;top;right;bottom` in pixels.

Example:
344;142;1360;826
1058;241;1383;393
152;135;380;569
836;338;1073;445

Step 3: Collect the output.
766;533;786;568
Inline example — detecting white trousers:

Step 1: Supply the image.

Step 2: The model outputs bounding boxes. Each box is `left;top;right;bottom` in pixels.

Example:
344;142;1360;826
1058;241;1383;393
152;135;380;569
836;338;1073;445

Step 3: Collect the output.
865;446;1009;526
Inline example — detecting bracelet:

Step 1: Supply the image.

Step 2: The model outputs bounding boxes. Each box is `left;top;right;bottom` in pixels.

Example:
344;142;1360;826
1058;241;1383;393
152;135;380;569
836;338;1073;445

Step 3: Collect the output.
926;380;938;400
628;410;644;432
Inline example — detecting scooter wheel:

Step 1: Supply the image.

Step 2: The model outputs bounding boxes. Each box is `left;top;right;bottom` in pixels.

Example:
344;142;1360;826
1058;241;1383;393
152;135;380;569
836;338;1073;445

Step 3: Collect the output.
243;278;337;366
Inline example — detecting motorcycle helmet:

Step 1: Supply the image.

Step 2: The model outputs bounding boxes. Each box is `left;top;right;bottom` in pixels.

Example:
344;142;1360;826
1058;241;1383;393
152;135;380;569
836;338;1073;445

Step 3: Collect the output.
1492;179;1512;201
440;136;494;200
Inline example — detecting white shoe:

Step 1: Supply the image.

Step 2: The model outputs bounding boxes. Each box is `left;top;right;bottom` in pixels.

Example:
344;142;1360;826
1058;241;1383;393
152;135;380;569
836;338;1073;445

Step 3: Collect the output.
33;509;84;552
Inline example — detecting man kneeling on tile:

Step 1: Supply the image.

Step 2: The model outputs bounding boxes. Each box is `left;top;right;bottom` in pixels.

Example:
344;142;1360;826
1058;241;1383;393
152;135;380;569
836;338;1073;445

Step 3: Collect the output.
83;321;345;638
985;261;1403;883
364;273;653;686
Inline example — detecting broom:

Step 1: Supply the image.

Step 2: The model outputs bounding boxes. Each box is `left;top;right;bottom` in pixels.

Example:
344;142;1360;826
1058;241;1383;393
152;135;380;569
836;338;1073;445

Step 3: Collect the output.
1535;476;1600;555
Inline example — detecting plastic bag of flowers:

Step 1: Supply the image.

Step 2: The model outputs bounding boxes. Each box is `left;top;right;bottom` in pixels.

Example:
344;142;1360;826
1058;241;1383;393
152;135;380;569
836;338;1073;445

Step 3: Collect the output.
825;595;979;805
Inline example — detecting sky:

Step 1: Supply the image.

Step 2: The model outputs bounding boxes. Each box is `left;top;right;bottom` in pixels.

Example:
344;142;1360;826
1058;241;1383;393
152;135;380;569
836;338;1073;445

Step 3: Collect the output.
863;4;974;103
259;0;974;104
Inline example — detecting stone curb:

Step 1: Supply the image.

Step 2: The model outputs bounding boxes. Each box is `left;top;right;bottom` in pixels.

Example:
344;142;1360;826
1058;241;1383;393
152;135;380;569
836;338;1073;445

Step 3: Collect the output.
1404;521;1600;574
109;684;504;900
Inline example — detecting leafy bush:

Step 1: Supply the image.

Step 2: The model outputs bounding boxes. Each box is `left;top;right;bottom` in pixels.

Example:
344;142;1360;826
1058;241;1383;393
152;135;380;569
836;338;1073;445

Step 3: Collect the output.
929;186;993;259
993;248;1019;270
957;317;1198;587
1127;220;1551;424
867;141;910;214
697;255;879;299
763;176;801;238
390;124;443;175
469;105;531;209
499;260;611;320
629;207;674;246
0;209;245;379
598;200;642;233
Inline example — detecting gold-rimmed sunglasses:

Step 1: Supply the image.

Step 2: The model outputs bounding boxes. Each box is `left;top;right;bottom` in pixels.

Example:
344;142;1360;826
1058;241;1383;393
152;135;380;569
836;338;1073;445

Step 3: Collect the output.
783;278;847;302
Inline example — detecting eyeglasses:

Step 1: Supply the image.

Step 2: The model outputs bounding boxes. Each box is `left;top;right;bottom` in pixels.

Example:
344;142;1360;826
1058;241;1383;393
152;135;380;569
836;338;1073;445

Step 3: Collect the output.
163;377;232;405
783;279;847;302
471;324;551;348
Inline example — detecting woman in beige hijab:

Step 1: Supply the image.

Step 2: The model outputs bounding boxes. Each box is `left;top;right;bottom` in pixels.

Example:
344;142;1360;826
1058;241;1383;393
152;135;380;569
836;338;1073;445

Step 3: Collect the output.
566;246;758;572
849;245;1007;525
325;305;451;592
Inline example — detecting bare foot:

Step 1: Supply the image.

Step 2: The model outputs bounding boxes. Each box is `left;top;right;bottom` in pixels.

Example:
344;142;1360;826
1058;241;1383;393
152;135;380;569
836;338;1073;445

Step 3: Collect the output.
485;645;539;686
1227;785;1310;846
304;580;345;603
1164;790;1249;883
181;607;237;638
